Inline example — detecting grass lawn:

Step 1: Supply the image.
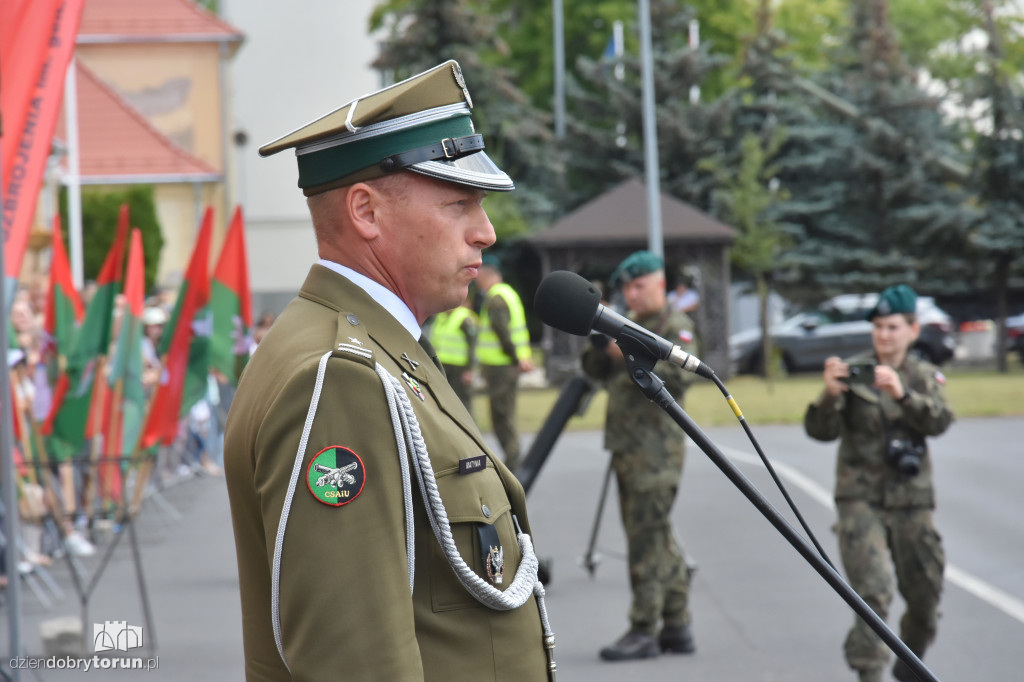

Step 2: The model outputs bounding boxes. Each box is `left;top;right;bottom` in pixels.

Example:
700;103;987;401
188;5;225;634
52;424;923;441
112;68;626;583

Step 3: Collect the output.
471;361;1024;433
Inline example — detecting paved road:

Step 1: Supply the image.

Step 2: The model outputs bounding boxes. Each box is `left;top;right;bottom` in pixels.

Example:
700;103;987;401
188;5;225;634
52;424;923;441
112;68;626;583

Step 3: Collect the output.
2;415;1021;681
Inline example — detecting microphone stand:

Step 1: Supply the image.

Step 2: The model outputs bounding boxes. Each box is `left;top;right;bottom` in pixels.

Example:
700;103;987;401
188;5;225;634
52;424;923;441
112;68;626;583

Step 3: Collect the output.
617;329;939;682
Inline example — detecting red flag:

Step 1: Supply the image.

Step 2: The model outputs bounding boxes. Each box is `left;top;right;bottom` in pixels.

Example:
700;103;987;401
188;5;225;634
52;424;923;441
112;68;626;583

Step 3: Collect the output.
138;208;213;449
211;205;253;383
43;215;84;353
8;384;21;442
1;0;86;283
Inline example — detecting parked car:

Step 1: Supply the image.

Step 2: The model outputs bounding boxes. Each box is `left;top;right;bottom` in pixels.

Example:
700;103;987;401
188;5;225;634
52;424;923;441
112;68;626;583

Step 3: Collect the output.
1006;312;1024;360
730;293;957;375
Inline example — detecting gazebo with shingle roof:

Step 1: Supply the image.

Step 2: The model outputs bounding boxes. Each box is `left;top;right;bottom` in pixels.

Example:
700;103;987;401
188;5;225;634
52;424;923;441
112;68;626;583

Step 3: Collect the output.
528;179;736;380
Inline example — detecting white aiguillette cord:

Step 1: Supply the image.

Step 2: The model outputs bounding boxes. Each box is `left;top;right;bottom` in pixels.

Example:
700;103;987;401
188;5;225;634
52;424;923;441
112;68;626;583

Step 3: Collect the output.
375;364;558;679
270;351;556;677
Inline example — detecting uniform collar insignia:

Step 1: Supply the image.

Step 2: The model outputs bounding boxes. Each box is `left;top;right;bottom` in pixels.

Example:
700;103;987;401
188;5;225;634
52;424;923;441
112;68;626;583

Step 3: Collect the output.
402;352;420;370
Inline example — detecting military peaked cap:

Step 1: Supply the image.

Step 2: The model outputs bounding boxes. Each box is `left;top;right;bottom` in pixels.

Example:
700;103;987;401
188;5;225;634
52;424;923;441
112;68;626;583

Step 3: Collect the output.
259;60;514;196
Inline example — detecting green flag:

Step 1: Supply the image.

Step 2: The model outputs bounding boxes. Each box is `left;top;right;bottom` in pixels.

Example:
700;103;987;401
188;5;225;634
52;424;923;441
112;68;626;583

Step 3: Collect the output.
210;206;253;384
47;205;129;456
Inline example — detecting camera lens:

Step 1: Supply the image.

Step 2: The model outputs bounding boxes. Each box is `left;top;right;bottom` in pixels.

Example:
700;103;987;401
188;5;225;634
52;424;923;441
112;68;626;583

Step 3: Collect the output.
897;453;920;477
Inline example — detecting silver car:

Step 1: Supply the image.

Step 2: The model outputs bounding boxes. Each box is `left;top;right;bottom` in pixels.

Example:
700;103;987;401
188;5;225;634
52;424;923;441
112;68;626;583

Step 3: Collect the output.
730;293;957;375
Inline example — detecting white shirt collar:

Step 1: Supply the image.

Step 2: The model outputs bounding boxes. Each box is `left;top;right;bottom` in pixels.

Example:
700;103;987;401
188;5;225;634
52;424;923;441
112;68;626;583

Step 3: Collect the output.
317;259;422;340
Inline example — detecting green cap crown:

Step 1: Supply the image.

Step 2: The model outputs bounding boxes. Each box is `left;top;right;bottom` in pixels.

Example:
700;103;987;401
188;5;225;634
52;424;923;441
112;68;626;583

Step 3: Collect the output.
867;284;917;319
610;250;664;288
259;60;513;196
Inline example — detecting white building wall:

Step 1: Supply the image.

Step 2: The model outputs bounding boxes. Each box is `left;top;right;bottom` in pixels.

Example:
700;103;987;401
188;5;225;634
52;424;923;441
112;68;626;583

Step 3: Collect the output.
221;2;381;308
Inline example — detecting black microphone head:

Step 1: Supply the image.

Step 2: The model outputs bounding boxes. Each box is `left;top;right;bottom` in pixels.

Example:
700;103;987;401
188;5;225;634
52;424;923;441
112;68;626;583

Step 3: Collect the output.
534;270;602;336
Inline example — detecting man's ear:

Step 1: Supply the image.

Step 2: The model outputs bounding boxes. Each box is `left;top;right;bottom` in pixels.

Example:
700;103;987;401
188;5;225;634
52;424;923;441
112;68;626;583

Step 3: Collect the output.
347;182;381;240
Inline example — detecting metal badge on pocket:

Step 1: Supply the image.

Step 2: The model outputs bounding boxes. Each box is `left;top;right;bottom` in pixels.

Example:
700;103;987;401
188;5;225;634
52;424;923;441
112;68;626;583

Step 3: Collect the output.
477;522;503;585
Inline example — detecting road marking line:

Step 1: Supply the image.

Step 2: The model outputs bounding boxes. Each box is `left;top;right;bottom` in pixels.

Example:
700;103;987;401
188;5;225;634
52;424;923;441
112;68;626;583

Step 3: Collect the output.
721;446;1024;626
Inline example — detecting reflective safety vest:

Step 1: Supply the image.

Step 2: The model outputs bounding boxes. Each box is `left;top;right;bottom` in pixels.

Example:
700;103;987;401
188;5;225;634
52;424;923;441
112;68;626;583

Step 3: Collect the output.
477;282;532;366
430;306;476;366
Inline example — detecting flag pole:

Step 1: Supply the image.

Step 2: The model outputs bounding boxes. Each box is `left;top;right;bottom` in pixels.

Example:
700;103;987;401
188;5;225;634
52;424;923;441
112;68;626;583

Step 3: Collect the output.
64;58;85;290
0;63;26;682
552;0;566;139
638;0;664;258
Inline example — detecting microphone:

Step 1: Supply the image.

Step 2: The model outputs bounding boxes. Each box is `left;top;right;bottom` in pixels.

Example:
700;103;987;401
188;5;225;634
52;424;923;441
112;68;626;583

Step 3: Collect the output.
534;270;715;379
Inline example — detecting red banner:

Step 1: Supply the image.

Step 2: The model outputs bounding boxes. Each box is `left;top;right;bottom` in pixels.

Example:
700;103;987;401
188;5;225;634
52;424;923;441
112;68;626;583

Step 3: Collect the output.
1;0;85;281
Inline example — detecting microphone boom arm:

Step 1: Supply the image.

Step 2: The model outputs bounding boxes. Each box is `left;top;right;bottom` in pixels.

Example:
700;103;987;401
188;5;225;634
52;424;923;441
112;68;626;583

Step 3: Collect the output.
618;344;940;682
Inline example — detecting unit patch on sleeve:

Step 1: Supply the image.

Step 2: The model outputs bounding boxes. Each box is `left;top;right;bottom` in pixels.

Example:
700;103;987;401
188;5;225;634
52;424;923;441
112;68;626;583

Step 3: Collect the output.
306;446;366;507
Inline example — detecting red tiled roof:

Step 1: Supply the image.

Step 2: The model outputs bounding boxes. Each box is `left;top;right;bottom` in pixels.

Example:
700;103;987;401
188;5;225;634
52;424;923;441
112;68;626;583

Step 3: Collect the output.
77;0;243;43
58;61;220;182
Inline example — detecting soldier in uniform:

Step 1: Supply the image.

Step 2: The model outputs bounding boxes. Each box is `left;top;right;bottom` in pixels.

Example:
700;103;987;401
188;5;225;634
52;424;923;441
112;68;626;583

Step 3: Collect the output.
476;257;534;472
224;61;556;682
428;294;479;412
804;284;953;682
580;251;699;661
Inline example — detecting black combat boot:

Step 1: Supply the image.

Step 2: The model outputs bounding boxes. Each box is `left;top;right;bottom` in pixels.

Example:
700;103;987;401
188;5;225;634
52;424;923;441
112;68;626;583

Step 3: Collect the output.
598;629;659;661
658;624;695;654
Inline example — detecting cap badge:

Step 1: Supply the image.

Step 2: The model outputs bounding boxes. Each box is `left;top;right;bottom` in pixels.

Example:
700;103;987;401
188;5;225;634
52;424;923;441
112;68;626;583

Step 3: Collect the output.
452;63;473;109
306;446;366;507
403;371;425;401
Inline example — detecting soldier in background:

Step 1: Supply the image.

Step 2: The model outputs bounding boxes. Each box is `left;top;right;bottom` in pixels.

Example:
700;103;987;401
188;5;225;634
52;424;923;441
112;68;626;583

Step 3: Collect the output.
581;250;699;662
429;294;479;412
476;256;534;472
804;284;953;682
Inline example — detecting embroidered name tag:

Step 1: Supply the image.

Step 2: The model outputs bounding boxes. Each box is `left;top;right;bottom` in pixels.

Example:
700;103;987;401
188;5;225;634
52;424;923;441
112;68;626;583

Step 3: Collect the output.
459;455;487;475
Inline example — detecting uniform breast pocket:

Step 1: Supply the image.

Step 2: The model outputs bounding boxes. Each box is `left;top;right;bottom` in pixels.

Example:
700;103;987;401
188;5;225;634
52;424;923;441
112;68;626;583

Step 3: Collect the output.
428;465;521;612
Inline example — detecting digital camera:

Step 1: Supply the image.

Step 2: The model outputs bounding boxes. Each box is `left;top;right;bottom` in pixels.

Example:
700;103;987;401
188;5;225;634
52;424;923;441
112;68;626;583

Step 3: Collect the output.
887;438;925;477
840;361;875;386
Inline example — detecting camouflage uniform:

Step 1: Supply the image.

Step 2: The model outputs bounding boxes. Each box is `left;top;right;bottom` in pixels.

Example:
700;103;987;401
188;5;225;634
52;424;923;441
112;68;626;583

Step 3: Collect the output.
804;350;953;679
582;303;698;634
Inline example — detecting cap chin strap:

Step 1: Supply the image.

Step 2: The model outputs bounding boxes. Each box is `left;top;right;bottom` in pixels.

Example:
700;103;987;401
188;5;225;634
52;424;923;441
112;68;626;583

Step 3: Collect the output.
379;133;485;173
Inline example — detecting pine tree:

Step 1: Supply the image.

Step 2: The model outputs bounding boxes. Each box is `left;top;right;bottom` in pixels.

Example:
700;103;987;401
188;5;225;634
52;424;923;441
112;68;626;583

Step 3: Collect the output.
370;0;560;234
561;0;730;209
967;1;1024;372
768;0;976;304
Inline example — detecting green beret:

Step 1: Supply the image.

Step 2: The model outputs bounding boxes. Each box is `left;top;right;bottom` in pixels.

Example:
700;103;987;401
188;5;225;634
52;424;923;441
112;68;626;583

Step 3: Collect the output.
259;60;513;196
867;284;917;320
610;250;664;289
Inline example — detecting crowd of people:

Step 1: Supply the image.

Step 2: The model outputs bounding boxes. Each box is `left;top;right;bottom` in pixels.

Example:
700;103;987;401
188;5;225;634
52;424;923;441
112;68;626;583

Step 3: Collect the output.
2;275;278;588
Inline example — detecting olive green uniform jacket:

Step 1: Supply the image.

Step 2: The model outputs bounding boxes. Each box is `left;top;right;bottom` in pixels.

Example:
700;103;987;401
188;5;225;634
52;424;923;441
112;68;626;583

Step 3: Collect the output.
804;351;954;508
225;265;547;681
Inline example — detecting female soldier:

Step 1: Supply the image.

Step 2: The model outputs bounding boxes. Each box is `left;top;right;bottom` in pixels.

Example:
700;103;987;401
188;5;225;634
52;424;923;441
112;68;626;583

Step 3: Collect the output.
804;284;953;682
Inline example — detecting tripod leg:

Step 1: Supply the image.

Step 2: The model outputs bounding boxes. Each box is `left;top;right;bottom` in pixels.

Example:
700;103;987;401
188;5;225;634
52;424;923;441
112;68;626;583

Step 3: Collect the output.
580;456;614;578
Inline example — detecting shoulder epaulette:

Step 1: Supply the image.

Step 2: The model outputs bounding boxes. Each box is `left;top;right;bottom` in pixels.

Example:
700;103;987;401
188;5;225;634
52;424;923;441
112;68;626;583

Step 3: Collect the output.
332;310;374;367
